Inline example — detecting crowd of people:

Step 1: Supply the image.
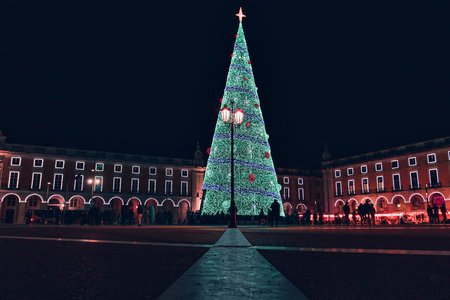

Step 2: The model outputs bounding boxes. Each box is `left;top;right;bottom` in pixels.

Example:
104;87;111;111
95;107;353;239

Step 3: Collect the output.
56;199;450;226
84;204;179;226
427;202;448;224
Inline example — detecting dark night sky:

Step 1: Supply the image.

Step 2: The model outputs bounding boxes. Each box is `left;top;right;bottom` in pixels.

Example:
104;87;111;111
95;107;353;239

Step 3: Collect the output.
1;1;449;170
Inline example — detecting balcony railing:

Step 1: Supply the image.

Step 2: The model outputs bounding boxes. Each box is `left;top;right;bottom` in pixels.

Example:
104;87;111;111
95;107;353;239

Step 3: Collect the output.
429;182;441;188
409;183;421;190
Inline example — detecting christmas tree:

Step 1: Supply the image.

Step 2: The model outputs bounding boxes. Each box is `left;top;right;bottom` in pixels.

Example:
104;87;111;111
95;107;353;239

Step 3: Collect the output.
201;8;283;216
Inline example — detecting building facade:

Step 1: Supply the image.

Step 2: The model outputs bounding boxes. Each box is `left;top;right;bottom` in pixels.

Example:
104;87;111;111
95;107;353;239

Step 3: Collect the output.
0;132;206;224
277;168;323;216
322;137;450;223
0;130;326;224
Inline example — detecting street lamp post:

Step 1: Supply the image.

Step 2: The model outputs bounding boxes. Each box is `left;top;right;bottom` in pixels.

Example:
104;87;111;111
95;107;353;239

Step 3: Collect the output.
88;178;100;207
221;101;244;228
46;182;51;202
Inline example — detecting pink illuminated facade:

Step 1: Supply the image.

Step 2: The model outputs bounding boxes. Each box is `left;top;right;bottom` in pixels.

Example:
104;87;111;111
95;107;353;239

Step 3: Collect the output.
322;137;450;223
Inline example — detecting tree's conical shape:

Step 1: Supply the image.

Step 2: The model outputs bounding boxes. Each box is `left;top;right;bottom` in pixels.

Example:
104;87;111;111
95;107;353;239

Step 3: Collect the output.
202;22;283;216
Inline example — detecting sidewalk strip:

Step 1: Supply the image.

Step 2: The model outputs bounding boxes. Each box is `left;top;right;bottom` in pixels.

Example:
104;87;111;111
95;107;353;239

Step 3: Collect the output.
158;228;308;300
0;235;213;248
252;245;450;256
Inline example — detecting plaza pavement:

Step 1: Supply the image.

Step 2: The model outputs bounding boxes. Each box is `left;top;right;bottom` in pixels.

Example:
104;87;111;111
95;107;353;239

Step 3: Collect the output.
158;227;308;299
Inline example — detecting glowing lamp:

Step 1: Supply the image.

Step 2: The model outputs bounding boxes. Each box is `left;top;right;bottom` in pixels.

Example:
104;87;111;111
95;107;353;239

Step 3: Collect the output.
221;106;231;123
234;108;244;125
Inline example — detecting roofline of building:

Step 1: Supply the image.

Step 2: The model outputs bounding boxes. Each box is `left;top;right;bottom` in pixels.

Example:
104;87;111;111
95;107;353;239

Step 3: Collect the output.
0;142;205;168
322;136;450;169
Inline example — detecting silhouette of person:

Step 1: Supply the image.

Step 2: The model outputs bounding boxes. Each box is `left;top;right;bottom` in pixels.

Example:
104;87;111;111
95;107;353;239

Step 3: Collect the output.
433;205;439;224
343;202;350;225
440;203;447;223
427;205;433;224
369;204;376;225
270;200;280;228
258;209;265;225
137;204;143;226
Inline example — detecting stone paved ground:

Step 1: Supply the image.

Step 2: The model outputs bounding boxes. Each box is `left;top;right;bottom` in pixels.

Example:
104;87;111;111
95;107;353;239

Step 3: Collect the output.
1;224;449;299
241;225;450;299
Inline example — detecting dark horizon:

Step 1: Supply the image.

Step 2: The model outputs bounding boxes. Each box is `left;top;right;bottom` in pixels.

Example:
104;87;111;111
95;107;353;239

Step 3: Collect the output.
1;1;449;170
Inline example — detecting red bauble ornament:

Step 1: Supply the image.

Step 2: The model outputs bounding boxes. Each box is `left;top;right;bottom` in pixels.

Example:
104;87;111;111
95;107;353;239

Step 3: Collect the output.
220;98;222;103
248;174;256;183
255;103;259;108
207;148;211;155
231;54;233;57
248;61;251;64
246;122;251;128
235;34;238;38
264;151;270;159
244;78;247;81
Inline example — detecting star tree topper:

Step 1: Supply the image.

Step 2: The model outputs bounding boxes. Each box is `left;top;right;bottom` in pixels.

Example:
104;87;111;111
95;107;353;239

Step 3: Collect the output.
235;7;246;23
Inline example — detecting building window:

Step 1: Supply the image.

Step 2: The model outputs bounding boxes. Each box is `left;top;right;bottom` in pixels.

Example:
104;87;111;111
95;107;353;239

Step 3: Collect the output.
283;187;290;199
74;175;84;191
334;170;341;178
6;196;16;206
283;177;289;184
377;176;384;192
181;181;188;195
114;164;122;173
165;180;173;195
298;178;303;185
31;173;42;190
408;157;417;166
53;174;63;190
34;158;44;167
149;167;157;175
393;174;401;191
375;163;383;171
429;169;439;186
410;171;419;189
360;165;367;174
165;168;173;176
298;188;304;200
391;160;399;169
132;166;140;174
76;161;85;170
347;168;354;176
148;179;156;194
11;157;21;166
131;178;139;193
70;198;78;208
362;178;369;193
335;181;342;196
28;196;39;207
427;153;437;164
448;151;450;160
181;169;189;177
113;177;122;193
55;160;64;169
95;163;104;172
348;180;355;195
94;176;103;192
8;171;19;189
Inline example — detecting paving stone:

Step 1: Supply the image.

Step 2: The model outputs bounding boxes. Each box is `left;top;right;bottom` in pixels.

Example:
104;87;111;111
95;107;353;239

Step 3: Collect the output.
158;228;307;300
